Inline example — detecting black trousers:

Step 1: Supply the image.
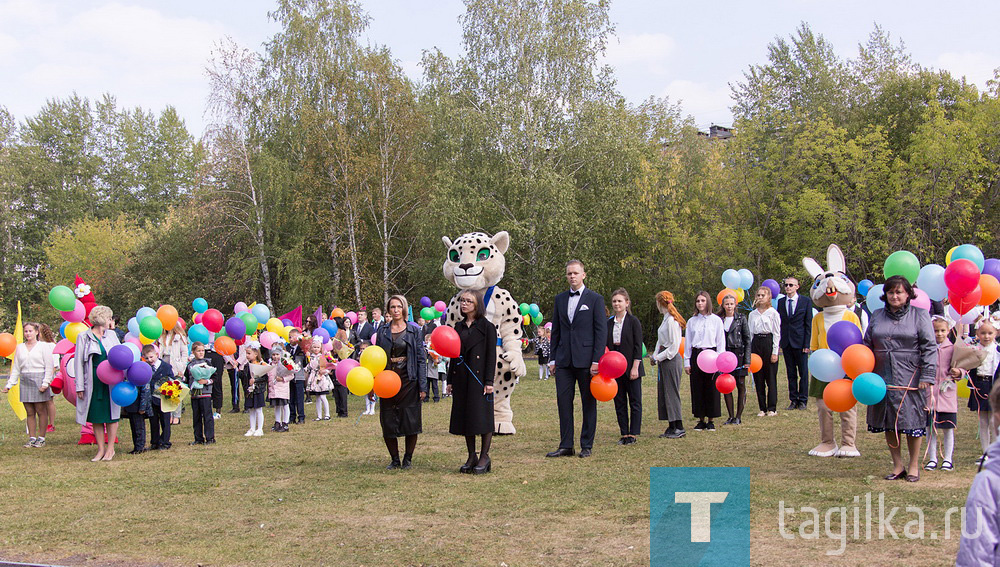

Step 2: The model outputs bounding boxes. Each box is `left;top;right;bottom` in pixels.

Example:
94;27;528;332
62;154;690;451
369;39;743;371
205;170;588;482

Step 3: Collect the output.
783;347;810;404
555;366;597;450
150;403;171;448
228;368;241;410
191;397;215;442
690;348;721;419
211;379;223;412
427;374;440;401
333;382;349;416
613;376;642;436
289;380;306;422
127;412;147;450
751;334;779;412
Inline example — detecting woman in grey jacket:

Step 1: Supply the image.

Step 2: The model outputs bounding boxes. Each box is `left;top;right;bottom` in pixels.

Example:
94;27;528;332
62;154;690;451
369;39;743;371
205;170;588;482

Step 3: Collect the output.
74;305;123;461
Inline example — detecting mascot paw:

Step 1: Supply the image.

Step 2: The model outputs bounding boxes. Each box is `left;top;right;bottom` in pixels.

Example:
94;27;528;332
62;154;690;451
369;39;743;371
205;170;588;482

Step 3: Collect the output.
808;443;839;457
836;446;860;458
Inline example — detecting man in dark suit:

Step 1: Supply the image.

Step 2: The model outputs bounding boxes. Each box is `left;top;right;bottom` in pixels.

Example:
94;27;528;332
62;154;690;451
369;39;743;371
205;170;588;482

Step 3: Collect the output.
370;308;384;336
777;277;812;410
355;311;375;347
546;260;607;458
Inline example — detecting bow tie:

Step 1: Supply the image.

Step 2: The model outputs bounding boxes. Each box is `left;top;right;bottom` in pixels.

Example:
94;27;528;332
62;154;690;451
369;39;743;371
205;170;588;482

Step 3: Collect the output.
569;290;581;297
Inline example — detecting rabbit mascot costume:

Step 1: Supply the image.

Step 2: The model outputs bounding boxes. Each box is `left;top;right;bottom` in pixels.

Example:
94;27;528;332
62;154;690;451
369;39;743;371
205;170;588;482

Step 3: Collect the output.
804;244;862;458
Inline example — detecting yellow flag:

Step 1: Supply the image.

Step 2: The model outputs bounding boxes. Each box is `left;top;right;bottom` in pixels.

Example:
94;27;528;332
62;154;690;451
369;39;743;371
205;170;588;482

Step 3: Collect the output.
7;301;26;419
5;301;21;361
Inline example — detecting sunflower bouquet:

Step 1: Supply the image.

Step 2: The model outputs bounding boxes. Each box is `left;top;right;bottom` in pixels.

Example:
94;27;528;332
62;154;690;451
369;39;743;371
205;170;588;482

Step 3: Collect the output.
158;380;190;413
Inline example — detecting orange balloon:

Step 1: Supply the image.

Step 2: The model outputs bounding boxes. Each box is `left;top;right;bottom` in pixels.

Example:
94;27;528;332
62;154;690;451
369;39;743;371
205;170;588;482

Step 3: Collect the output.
717;288;739;306
157;304;179;332
0;332;15;358
373;370;402;398
214;336;237;356
330;308;345;319
841;344;875;379
679;337;685;356
749;353;763;374
590;376;618;402
979;274;1000;306
823;378;857;412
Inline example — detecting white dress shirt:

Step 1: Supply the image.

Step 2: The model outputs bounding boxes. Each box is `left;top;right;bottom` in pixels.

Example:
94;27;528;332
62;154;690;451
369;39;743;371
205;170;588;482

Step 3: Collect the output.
683;313;725;368
653;315;682;362
785;293;798;316
567;285;585;324
612;314;625;344
748;307;782;356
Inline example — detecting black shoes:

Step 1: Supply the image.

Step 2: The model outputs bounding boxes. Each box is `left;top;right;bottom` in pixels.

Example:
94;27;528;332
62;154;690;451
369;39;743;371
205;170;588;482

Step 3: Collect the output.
732;418;742;425
618;436;636;445
785;403;798;411
693;422;707;431
578;448;592;458
473;455;491;474
189;440;204;446
546;448;574;458
617;437;628;445
401;454;412;469
705;422;716;431
460;454;478;474
386;459;401;470
666;428;686;439
229;408;241;414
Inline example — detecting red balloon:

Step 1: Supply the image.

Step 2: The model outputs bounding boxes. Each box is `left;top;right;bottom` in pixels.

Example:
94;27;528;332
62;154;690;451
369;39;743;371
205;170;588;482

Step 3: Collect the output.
430;325;461;358
716;373;736;394
950;286;982;315
590;376;618;402
598;351;628;379
202;308;225;333
944;259;981;296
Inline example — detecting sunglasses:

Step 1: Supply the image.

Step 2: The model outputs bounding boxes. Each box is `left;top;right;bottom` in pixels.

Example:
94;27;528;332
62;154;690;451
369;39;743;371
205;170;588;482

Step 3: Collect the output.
783;283;797;287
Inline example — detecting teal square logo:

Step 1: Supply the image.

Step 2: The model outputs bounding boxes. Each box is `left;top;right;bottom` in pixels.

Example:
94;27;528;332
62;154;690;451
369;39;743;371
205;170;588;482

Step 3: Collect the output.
650;467;751;566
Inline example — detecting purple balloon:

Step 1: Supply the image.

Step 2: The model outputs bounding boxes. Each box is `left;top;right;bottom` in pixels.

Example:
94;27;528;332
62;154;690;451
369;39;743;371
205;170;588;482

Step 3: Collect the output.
281;318;293;327
420;296;432;308
107;344;135;371
984;258;1000;280
225;317;246;341
313;327;331;344
827;320;863;356
762;279;781;299
126;361;153;386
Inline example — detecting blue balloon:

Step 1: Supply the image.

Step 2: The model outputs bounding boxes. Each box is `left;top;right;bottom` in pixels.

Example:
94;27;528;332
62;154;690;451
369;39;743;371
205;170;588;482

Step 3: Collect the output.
192;297;209;314
852;372;887;405
771;298;778;309
322;320;339;335
127;317;140;337
188;323;211;344
529;303;540;317
136;306;156;321
59;321;69;339
738;269;754;291
917;264;948;302
857;279;873;297
721;269;741;290
251;304;270;325
111;382;138;406
123;342;141;363
808;349;845;383
865;284;885;312
952;244;985;272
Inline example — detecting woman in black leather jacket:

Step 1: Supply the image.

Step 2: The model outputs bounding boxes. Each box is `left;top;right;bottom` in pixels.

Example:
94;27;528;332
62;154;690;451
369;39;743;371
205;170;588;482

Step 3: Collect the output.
718;294;751;425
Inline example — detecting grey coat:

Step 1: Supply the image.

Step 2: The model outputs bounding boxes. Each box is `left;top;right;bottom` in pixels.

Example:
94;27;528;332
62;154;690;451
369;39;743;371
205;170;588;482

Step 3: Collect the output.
74;329;123;425
863;305;936;433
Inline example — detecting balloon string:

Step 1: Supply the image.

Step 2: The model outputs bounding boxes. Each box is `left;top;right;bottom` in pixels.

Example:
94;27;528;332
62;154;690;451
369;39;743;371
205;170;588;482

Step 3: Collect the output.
885;369;922;450
454;356;492;402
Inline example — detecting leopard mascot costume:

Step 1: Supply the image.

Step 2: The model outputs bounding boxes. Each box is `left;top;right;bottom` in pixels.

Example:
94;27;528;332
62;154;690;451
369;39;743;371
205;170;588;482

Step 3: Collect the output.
442;231;527;434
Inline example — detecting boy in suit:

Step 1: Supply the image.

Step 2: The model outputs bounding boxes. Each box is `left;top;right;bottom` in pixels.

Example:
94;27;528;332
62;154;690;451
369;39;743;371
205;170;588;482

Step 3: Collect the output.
546;260;607;459
777;277;813;410
143;344;174;450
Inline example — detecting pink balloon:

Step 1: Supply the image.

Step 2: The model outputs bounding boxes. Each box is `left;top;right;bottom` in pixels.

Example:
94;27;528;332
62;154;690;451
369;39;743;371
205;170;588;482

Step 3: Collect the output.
912;288;931;310
370;333;377;343
61;300;86;323
697;350;719;374
125;334;142;348
60;353;77;406
259;331;278;349
97;360;124;385
716;351;738;374
54;339;75;355
346;311;358;326
322;342;333;352
336;359;359;387
234;301;249;314
194;313;203;324
434;300;447;313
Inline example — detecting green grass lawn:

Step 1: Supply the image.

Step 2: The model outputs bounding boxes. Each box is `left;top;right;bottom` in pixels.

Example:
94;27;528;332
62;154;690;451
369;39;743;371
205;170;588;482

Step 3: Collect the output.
0;359;979;566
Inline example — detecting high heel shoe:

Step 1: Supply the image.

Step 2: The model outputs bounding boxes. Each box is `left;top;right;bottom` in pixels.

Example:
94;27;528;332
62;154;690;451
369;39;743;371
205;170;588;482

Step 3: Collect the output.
472;455;491;475
460;454;478;474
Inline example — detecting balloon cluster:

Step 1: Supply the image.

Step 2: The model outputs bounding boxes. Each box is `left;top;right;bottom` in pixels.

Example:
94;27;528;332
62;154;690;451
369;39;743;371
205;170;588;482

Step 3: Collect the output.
101;343;155;407
589;350;630;401
694;350;742;395
807;321;885;412
418;297;447;322
333;343;398;398
718;268;755;306
518;303;544;326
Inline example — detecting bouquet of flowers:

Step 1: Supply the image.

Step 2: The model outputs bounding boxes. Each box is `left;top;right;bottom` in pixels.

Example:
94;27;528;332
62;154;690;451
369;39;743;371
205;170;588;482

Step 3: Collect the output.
280;351;301;373
158;380;190;413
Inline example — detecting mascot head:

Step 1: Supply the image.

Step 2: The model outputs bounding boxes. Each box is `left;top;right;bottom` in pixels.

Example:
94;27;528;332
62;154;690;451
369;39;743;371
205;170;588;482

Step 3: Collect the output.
803;244;856;310
73;274;97;325
442;231;509;290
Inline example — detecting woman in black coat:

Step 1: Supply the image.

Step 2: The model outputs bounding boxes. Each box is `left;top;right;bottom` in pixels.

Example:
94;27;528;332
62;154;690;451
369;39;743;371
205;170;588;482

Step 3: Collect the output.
375;295;428;470
719;293;751;425
606;288;645;445
447;289;497;474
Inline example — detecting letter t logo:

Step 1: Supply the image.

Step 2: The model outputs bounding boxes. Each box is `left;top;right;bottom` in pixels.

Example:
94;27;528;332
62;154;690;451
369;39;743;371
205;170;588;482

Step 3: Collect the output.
675;492;729;542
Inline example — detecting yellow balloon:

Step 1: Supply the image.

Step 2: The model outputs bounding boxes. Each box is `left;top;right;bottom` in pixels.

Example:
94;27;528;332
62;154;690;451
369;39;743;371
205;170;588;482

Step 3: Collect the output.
280;326;293;340
8;384;26;420
266;318;284;334
957;377;971;399
736;288;745;302
140;334;155;345
946;246;958;266
346;366;375;396
361;345;387;374
64;322;87;344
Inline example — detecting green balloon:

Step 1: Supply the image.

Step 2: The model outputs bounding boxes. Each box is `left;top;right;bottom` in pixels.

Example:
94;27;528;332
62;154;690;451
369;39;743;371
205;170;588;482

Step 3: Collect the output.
139;315;163;340
420;307;435;321
240;312;258;336
642;343;648;357
48;285;76;312
531;313;543;325
519;303;529;316
883;250;921;284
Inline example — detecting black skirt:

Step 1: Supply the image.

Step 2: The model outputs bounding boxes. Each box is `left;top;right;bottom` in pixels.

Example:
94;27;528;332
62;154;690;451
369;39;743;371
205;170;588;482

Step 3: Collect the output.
449;364;494;436
380;377;422;437
245;389;267;409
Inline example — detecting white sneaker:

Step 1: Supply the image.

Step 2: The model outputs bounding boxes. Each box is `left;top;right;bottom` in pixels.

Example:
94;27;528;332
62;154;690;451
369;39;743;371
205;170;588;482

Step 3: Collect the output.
757;411;765;417
213;412;222;420
253;429;263;437
244;429;255;437
767;411;777;417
